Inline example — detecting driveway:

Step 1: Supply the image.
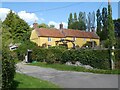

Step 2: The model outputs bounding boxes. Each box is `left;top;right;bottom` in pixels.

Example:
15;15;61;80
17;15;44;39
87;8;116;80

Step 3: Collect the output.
16;62;119;88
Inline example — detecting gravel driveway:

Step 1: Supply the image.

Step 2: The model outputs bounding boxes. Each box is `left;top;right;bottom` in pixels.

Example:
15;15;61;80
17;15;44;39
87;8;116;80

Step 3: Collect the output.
16;62;119;88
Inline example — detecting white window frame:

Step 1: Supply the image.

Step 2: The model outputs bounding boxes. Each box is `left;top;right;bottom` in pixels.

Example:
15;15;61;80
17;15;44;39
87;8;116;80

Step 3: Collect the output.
73;37;76;41
48;37;52;42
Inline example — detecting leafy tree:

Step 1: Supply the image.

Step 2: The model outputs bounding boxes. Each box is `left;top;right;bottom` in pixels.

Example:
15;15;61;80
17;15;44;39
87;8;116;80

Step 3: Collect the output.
96;9;102;38
74;13;77;22
113;18;120;37
86;12;92;31
49;24;55;28
108;1;116;69
3;10;30;43
78;12;86;30
68;13;73;29
101;7;108;40
38;23;49;28
91;11;95;28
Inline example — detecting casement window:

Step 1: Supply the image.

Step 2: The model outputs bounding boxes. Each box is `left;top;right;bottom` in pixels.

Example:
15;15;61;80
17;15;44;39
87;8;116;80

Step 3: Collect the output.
83;38;86;41
48;37;51;42
73;37;76;41
90;39;92;41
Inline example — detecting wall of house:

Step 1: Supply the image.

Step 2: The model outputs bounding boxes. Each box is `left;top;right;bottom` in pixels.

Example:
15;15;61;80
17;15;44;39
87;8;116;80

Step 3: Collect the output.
30;30;39;45
39;37;62;47
30;30;100;48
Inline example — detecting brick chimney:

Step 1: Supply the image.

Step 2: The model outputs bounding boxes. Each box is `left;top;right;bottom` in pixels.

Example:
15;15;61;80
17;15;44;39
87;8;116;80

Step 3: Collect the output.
60;23;63;29
91;27;95;32
33;20;38;29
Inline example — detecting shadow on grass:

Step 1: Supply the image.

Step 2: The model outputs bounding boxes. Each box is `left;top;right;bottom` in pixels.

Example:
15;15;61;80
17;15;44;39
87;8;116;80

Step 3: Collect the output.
11;80;20;89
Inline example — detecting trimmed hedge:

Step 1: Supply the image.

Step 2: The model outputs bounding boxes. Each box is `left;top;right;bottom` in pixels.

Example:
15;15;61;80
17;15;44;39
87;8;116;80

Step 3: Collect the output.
16;41;119;70
31;48;111;69
114;49;120;69
62;49;110;69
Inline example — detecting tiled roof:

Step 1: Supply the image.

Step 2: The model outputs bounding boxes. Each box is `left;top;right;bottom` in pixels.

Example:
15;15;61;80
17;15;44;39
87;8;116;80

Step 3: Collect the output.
36;28;65;38
35;28;99;39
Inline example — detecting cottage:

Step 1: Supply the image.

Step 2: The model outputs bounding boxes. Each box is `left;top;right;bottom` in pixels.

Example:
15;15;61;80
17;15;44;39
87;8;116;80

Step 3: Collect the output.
30;23;100;48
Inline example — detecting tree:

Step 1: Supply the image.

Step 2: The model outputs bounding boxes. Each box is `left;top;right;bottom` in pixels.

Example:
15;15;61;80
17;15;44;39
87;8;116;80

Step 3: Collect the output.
3;10;30;43
108;1;116;69
49;24;55;28
68;13;73;29
78;12;86;30
87;12;92;32
113;18;120;37
74;13;77;22
96;9;102;38
38;23;49;28
91;11;95;29
101;7;108;40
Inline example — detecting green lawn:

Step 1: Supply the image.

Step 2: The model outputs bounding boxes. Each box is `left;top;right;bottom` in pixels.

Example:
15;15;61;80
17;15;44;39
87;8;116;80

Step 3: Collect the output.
29;62;120;74
13;73;60;88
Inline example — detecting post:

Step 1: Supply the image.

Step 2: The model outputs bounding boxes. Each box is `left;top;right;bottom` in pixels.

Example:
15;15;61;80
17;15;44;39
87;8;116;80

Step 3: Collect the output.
109;46;115;70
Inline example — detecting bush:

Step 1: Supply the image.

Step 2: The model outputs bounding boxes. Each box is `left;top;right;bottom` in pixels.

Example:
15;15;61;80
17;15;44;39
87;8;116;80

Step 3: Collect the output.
2;47;15;89
62;49;110;69
114;49;120;69
16;41;38;61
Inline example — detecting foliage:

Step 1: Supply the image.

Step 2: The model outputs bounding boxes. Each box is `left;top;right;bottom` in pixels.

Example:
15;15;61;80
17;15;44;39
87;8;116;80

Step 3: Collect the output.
113;18;120;37
16;41;38;61
114;50;120;69
2;47;15;89
3;10;30;42
101;7;108;40
96;9;102;39
86;12;95;31
62;49;110;69
25;47;112;69
38;23;49;28
68;12;86;30
49;24;55;28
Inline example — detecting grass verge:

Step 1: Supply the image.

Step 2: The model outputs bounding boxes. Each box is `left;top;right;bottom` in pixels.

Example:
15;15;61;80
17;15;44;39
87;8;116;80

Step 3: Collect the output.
13;73;60;88
29;62;120;74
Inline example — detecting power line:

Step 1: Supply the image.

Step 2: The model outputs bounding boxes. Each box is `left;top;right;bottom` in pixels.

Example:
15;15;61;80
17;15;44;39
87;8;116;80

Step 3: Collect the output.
28;3;83;13
98;2;104;10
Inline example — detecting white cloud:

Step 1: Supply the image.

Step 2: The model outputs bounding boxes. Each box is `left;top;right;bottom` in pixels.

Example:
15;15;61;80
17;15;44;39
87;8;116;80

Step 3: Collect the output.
48;21;68;29
0;8;10;21
0;8;41;23
17;11;39;23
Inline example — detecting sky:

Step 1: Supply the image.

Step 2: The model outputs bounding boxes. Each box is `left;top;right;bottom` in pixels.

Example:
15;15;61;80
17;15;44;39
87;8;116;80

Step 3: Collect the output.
0;1;119;29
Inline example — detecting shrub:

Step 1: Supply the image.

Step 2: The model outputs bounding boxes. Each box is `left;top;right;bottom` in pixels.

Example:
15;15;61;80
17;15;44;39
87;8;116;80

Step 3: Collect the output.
2;47;15;89
114;49;120;69
62;49;110;69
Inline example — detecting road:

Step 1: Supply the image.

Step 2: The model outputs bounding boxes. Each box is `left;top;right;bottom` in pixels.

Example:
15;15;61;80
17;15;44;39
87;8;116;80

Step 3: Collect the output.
16;62;119;88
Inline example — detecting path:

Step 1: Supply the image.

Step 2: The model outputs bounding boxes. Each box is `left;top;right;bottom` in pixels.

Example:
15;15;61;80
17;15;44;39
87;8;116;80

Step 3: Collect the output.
16;62;118;88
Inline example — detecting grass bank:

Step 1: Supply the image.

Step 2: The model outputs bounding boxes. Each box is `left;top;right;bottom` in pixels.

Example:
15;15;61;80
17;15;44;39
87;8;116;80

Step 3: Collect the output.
29;62;120;74
13;73;60;88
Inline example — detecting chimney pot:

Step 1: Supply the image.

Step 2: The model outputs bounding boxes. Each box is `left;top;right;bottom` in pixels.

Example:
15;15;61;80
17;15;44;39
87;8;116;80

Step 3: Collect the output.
33;22;38;29
60;23;63;29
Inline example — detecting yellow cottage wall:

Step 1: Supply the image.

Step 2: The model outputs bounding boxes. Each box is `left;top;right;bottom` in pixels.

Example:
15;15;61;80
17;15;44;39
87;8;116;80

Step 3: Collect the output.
30;30;39;45
30;30;100;48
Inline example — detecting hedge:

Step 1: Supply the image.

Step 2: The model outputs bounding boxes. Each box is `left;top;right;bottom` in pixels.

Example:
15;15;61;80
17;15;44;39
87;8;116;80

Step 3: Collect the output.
62;49;110;69
2;48;15;89
16;41;120;70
